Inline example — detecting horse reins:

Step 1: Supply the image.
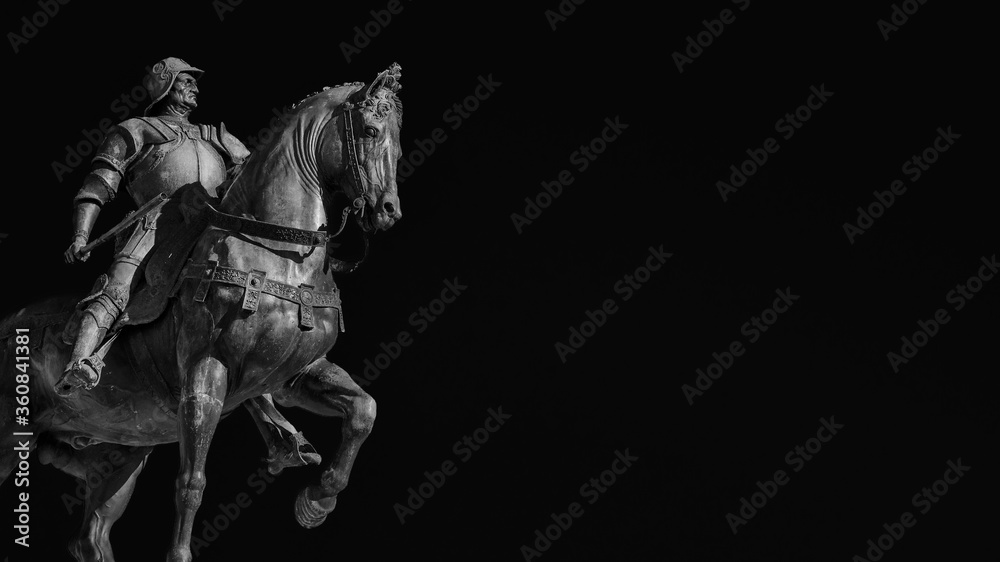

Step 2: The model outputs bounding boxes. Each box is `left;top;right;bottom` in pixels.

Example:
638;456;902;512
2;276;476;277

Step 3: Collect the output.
341;101;382;217
201;99;379;273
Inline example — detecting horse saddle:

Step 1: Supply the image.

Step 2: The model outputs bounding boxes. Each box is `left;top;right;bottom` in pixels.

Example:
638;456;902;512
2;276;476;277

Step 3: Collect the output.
112;192;211;331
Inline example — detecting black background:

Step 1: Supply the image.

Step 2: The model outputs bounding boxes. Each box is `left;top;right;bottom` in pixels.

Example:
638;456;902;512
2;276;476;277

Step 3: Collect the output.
2;0;996;560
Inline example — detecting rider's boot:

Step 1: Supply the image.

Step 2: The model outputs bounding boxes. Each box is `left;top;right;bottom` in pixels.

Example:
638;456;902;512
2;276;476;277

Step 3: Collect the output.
246;395;322;475
55;280;127;396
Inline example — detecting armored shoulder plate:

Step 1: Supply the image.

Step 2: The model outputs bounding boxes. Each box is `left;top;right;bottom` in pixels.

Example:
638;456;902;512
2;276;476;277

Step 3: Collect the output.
220;123;250;164
205;122;251;166
118;117;179;150
78;124;150;205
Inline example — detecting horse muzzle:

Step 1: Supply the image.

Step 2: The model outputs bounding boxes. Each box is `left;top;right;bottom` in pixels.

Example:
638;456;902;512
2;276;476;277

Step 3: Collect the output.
367;194;401;231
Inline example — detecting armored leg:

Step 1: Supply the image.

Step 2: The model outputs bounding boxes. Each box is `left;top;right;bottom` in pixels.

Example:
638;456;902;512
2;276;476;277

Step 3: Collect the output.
56;218;155;396
55;265;134;396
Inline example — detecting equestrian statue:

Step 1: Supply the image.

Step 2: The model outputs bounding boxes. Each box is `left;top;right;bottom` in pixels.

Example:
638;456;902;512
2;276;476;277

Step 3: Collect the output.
0;58;404;562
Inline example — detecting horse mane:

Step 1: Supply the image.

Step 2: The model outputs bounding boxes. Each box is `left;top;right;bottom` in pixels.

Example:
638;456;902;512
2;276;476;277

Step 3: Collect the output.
221;83;366;212
221;65;403;212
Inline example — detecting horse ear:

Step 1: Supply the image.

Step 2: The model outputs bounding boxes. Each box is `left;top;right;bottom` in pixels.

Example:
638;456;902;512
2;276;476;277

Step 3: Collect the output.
348;84;368;104
364;62;403;98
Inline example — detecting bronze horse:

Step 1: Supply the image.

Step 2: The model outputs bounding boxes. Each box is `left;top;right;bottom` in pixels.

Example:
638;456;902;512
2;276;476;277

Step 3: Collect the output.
0;64;403;562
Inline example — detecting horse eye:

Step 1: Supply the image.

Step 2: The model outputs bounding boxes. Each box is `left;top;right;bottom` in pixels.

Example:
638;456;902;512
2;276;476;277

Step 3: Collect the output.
364;126;378;138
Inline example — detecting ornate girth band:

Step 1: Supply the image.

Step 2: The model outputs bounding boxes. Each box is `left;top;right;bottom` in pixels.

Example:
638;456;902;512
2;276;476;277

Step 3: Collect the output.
203;203;330;248
182;261;343;331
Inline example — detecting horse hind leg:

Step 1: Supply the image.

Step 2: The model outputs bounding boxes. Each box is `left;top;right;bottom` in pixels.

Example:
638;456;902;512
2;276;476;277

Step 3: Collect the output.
73;449;152;562
245;394;322;475
273;358;376;528
37;440;153;562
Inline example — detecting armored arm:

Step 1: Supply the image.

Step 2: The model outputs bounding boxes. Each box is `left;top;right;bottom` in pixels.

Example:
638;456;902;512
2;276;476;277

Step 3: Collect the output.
66;126;142;262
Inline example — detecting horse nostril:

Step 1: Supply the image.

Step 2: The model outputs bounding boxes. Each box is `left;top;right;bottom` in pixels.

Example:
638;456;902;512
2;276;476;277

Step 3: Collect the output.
384;202;396;216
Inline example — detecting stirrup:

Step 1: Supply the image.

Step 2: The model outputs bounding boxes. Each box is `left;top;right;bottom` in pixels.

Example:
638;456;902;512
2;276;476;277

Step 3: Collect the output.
55;356;105;396
267;431;323;475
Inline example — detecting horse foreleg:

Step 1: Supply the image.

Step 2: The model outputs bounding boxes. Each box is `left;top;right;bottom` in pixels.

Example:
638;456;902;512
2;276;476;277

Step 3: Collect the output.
273;358;375;528
69;446;152;562
167;354;227;562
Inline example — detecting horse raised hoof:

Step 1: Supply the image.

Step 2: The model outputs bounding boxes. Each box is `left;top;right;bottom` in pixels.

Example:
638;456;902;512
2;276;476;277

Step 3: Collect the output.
294;488;337;529
267;431;323;475
55;358;103;397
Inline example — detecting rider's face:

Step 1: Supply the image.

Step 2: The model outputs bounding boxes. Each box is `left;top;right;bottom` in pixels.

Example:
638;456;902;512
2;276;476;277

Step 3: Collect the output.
169;72;199;110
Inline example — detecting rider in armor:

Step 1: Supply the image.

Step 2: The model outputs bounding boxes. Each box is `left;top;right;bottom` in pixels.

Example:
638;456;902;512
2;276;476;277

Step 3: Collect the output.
57;57;242;391
56;58;318;472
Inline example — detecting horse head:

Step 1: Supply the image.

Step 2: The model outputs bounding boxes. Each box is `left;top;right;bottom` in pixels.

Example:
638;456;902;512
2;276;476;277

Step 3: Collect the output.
328;63;403;234
214;64;403;273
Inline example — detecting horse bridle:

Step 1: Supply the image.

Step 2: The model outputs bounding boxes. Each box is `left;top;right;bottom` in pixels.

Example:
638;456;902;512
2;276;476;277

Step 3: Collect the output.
202;101;379;273
320;100;382;272
202;83;395;275
340;101;382;219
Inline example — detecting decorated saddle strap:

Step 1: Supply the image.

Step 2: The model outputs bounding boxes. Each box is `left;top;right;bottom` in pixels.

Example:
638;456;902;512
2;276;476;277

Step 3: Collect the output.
203;203;330;248
182;261;343;331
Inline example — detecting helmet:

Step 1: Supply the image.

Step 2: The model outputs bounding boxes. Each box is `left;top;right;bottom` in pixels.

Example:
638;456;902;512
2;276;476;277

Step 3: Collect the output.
142;57;204;116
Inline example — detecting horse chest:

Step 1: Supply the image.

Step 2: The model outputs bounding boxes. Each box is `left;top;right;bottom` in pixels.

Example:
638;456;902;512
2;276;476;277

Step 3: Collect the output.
226;305;338;389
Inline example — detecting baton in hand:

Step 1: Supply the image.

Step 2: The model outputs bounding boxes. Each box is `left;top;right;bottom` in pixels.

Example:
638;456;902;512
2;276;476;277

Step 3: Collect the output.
79;192;169;254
